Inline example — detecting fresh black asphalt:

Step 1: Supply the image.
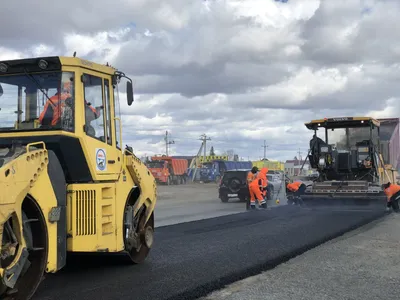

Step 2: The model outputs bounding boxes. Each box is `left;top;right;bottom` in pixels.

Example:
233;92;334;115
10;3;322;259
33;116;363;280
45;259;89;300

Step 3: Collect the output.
33;205;386;300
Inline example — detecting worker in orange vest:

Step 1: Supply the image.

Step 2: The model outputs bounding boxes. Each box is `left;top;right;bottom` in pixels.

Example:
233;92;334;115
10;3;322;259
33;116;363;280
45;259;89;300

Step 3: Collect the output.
383;182;400;213
286;181;306;206
248;167;267;209
247;167;258;209
247;167;258;185
257;167;269;204
39;82;73;127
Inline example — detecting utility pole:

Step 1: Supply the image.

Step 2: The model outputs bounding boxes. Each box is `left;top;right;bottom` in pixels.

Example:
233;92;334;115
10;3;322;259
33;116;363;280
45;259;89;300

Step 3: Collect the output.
165;130;175;156
199;134;211;163
261;140;268;160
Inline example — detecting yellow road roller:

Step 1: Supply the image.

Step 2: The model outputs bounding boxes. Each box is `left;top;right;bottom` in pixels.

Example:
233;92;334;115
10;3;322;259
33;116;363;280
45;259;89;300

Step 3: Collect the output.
0;56;157;299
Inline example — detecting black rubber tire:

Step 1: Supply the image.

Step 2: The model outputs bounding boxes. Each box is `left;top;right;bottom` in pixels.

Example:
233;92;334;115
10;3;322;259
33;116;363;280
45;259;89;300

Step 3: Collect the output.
124;209;154;264
227;177;242;193
220;196;229;203
0;201;48;300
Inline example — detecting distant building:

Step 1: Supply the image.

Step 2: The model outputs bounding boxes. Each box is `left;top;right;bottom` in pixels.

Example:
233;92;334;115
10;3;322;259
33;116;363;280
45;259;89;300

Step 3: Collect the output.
284;159;311;176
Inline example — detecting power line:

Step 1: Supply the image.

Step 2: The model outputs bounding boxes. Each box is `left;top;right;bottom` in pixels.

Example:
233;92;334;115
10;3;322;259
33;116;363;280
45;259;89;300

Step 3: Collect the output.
165;130;175;156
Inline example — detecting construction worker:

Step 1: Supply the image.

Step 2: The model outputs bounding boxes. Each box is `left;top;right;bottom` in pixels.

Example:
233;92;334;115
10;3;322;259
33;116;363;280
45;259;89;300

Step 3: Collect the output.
287;181;307;206
248;168;268;209
39;82;72;127
247;167;258;207
248;167;262;209
39;81;101;133
257;167;269;202
383;182;400;213
247;167;258;184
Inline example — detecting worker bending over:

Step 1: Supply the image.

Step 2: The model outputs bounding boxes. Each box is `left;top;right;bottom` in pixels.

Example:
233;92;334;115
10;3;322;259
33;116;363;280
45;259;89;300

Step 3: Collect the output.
287;181;306;206
383;182;400;213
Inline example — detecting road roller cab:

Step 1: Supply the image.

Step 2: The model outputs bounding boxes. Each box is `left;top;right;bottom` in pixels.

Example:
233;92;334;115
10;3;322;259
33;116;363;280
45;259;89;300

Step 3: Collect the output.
0;56;157;299
302;117;397;207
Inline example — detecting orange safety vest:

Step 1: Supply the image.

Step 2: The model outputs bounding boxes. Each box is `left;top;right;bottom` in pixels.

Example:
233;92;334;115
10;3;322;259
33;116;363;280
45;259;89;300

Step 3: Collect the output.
384;184;400;202
287;181;302;192
39;93;71;126
247;171;257;184
257;168;268;188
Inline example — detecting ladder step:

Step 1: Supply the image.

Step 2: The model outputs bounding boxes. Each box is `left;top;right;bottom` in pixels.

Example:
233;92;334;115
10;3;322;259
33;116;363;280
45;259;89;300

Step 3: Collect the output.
23;218;39;224
31;247;45;251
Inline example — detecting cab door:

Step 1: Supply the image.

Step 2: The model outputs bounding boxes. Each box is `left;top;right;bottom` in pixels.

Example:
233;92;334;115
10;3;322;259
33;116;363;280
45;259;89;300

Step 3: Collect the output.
81;72;122;179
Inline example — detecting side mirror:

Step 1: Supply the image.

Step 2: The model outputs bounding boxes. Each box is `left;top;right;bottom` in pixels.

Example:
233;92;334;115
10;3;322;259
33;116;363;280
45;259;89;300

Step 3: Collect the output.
127;81;134;106
0;84;3;97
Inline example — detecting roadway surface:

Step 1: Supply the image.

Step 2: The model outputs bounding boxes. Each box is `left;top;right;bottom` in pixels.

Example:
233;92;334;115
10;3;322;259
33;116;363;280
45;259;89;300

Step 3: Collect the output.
33;201;386;300
201;213;400;300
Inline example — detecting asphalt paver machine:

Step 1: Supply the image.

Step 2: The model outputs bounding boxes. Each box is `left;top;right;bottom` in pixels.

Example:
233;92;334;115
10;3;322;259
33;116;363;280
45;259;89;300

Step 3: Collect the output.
301;117;397;207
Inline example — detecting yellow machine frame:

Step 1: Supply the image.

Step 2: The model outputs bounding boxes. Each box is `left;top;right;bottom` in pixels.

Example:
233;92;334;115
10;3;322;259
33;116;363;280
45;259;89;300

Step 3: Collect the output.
0;56;157;299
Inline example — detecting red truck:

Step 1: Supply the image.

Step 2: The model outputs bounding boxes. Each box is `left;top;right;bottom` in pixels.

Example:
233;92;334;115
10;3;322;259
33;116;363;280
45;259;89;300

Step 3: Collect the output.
147;156;188;185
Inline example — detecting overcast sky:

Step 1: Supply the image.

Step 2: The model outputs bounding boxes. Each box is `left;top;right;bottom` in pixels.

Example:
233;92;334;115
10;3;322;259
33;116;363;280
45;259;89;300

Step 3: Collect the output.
1;0;399;161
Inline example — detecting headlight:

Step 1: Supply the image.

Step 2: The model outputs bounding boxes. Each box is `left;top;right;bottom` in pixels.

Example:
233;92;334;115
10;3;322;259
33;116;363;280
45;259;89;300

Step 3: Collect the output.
318;158;326;167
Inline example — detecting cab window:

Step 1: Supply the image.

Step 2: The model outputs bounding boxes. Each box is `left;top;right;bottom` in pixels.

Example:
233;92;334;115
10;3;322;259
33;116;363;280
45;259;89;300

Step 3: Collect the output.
82;74;105;141
0;71;75;132
104;79;112;145
113;84;121;149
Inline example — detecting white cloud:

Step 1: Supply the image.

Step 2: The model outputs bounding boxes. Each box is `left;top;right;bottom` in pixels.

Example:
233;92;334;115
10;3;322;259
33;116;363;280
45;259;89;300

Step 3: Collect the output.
0;0;399;162
0;48;22;61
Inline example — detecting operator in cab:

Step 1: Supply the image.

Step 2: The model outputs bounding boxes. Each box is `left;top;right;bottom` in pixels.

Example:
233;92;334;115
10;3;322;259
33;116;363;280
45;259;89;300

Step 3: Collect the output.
383;182;400;213
287;181;306;206
38;82;73;127
39;81;101;132
309;134;326;153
